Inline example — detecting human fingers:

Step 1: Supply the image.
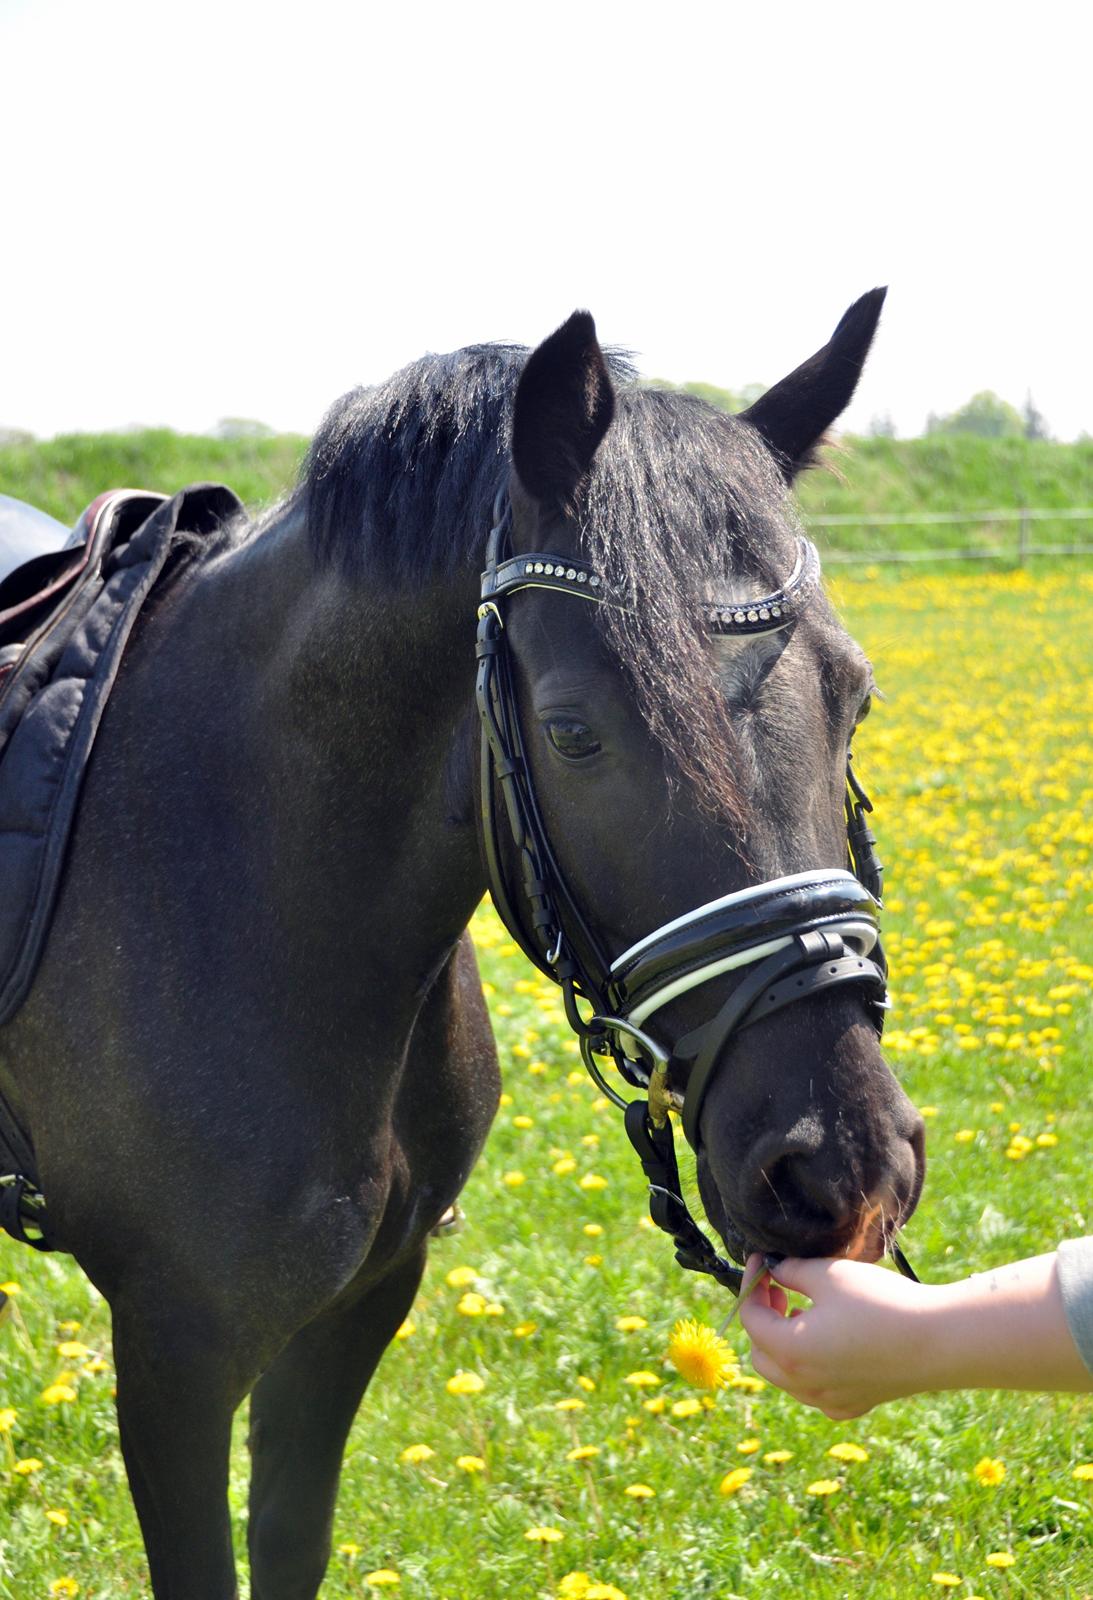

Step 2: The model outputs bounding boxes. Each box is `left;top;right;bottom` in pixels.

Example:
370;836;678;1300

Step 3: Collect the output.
741;1255;788;1316
764;1255;837;1298
738;1290;807;1360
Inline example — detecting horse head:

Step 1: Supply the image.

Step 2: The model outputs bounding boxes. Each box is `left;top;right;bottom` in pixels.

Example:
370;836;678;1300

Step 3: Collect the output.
481;295;925;1270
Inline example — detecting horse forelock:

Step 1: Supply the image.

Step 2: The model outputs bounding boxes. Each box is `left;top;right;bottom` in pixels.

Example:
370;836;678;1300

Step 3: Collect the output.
581;389;806;825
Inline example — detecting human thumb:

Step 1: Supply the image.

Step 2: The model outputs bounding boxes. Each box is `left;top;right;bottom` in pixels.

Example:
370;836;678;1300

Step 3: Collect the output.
765;1255;832;1298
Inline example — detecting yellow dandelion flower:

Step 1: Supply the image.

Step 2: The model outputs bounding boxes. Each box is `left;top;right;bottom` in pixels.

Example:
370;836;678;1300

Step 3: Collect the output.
584;1254;603;1267
48;1581;79;1598
0;1281;21;1294
615;1315;648;1332
55;1342;92;1361
718;1467;753;1495
737;1437;761;1455
45;1508;69;1526
398;1443;435;1464
624;1483;655;1499
566;1445;600;1462
623;1371;661;1388
558;1575;592;1598
973;1456;1006;1486
513;1321;537;1338
445;1265;478;1288
13;1457;44;1475
0;1408;17;1432
985;1552;1016;1568
918;1105;939;1118
576;1376;596;1392
1037;1131;1059;1147
728;1372;766;1393
954;1129;977;1143
456;1292;487;1317
81;1359;109;1375
827;1442;869;1463
446;1370;485;1395
554;1398;586;1411
337;1542;361;1557
585;1585;628;1600
40;1385;77;1407
666;1318;735;1390
57;1321;81;1333
503;1170;527;1187
583;1222;604;1237
763;1450;794;1465
1072;1463;1093;1480
553;1157;577;1176
483;1301;504;1317
805;1479;841;1496
930;1577;961;1589
579;1173;608;1191
364;1571;401;1587
524;1525;564;1543
456;1454;486;1473
393;1319;415;1340
513;1115;534;1129
670;1398;703;1418
643;1396;666;1414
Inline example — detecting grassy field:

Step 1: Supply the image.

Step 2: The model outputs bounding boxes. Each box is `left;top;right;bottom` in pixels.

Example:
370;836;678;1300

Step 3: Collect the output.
1;559;1091;1598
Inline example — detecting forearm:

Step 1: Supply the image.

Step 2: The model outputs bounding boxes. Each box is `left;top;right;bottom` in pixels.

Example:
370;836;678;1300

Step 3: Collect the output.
923;1252;1093;1394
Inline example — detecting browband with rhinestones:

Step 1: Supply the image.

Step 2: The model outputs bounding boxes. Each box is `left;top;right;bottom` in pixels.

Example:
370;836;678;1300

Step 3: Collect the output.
480;536;819;636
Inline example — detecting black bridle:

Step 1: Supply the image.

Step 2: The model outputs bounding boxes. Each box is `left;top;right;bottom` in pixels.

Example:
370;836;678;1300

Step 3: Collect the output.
475;493;916;1294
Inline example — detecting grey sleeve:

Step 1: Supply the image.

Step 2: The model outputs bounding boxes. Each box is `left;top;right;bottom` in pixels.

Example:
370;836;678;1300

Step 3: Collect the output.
1057;1238;1093;1377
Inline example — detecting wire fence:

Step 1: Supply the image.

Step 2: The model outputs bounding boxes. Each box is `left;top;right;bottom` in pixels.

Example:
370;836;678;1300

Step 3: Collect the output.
807;506;1093;565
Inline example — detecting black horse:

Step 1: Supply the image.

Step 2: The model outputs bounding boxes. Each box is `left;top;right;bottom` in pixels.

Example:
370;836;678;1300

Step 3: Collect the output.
0;293;924;1599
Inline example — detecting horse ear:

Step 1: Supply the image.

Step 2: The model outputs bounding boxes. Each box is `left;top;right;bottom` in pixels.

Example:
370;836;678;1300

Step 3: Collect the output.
511;310;615;508
741;288;887;479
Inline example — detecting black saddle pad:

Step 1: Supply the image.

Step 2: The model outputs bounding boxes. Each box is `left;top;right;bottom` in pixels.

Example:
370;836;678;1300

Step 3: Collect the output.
0;482;242;1027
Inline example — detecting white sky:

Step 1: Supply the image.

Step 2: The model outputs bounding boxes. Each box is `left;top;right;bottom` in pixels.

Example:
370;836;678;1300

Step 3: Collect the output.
2;0;1089;440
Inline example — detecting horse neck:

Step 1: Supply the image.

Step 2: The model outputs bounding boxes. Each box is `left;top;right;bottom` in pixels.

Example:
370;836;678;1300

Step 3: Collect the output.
167;503;486;996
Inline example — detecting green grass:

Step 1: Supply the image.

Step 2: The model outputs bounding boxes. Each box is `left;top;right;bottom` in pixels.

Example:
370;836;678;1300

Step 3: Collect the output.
3;429;1092;564
1;565;1092;1597
798;436;1093;561
0;429;307;526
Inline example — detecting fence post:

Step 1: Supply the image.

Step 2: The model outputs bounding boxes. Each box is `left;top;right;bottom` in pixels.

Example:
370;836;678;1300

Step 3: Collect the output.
1017;507;1030;566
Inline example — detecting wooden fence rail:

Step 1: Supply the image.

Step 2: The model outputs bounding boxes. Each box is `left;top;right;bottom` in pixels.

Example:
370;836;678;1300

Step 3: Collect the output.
807;506;1093;565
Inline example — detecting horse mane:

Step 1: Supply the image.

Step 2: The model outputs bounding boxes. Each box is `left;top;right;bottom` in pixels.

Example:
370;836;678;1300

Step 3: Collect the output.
297;343;803;819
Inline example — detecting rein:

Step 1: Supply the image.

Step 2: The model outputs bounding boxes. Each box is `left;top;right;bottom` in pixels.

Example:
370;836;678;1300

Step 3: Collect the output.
475;494;918;1295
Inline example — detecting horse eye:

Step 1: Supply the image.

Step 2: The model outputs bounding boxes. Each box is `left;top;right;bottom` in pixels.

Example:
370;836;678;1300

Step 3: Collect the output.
854;693;873;726
545;717;602;760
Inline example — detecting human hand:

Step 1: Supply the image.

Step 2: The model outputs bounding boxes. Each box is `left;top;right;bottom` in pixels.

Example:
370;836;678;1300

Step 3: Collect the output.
738;1252;944;1419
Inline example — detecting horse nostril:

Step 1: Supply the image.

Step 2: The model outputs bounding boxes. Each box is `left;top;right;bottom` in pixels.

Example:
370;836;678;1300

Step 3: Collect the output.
758;1150;845;1233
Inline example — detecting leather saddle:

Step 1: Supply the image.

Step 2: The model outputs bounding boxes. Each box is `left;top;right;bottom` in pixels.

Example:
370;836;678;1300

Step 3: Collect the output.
0;490;167;678
0;482;243;1024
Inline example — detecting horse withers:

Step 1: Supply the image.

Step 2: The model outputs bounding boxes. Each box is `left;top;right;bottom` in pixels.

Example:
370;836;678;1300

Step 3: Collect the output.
0;291;924;1598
